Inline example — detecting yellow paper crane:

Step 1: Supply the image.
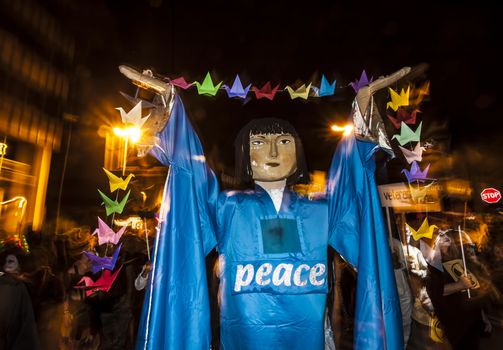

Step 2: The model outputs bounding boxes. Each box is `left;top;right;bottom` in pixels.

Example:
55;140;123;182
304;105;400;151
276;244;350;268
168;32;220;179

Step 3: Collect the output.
408;182;434;203
103;168;134;192
284;83;312;100
406;217;438;241
386;86;410;111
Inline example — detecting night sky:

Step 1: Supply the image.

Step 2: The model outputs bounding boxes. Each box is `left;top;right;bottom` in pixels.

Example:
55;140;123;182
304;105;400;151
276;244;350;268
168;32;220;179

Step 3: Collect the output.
46;1;503;226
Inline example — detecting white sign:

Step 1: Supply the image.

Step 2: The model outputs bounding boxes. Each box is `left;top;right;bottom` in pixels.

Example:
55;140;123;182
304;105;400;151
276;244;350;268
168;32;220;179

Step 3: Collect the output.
378;182;442;213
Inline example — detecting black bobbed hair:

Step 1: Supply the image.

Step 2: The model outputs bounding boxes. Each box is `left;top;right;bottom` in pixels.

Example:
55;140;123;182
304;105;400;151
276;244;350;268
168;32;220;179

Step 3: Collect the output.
234;118;309;187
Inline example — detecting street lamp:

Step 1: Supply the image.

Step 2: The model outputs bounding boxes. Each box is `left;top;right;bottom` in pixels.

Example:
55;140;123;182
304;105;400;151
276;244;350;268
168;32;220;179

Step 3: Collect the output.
331;124;353;136
113;125;142;143
113;125;142;175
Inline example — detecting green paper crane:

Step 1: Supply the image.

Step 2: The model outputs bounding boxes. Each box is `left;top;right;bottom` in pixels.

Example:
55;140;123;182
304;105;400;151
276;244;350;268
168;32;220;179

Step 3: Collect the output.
194;72;222;96
392;122;422;146
98;189;131;216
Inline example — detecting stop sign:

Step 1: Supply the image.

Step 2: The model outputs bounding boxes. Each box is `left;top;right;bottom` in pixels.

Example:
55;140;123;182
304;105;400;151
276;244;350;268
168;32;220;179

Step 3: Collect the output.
481;188;501;203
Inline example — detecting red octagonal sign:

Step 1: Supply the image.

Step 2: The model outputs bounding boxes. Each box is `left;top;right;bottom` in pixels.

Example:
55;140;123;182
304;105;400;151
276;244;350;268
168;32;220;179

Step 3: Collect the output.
481;188;501;203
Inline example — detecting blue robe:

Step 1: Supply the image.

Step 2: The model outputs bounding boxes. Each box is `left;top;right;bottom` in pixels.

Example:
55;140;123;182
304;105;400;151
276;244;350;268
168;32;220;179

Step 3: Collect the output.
217;186;328;349
136;95;403;350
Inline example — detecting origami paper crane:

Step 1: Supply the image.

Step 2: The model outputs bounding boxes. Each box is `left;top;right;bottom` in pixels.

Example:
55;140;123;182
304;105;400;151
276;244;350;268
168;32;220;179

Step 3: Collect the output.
392;122;422;146
223;75;251;99
170;77;194;90
399;142;426;164
75;265;123;297
408;182;434;203
349;70;372;93
387;108;421;129
386;86;410;111
251;82;280;100
312;75;336;97
103;168;134;193
401;161;433;183
194;72;222;96
409;81;430;107
98;189;130;216
406;218;438;241
84;243;122;274
284;83;312;100
115;101;150;128
93;217;126;245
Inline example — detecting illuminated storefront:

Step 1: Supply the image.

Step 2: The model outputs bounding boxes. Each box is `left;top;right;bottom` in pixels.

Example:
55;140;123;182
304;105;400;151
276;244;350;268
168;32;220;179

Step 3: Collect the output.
0;0;74;234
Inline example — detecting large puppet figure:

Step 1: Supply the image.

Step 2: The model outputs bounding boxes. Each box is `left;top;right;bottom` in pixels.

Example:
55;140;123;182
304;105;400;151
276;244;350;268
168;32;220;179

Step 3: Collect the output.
120;66;410;350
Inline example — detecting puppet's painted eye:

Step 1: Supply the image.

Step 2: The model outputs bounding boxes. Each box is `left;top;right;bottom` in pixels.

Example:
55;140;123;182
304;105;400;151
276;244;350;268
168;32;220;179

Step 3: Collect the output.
278;139;291;145
251;140;264;146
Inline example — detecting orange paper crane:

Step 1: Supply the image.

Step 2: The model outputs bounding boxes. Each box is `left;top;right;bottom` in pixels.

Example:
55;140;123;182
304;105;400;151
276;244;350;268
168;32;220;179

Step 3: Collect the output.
409;81;430;107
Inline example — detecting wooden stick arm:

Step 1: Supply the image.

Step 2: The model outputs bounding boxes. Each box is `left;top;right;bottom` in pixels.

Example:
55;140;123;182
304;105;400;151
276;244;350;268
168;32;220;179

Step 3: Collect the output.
118;65;176;157
352;66;411;157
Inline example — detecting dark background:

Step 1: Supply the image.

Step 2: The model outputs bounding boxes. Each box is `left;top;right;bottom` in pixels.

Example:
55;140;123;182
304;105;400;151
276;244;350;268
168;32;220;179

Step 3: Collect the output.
45;1;503;226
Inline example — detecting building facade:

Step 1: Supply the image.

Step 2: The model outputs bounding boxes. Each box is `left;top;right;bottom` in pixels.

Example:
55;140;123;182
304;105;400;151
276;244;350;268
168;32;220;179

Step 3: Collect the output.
0;0;74;234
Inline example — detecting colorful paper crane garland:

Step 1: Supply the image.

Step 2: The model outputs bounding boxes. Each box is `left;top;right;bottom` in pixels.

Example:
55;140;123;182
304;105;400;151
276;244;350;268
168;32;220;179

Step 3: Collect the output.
74;104;142;296
150;69;433;103
166;71;349;100
386;81;439;241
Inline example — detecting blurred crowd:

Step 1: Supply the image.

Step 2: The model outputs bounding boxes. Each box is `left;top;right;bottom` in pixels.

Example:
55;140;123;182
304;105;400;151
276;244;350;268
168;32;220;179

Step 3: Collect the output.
389;213;503;350
1;213;503;350
324;212;503;350
0;221;152;350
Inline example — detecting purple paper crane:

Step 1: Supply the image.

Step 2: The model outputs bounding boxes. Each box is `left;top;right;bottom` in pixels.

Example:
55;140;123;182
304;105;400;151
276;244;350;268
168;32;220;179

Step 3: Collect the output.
223;75;251;99
401;161;434;183
349;70;373;93
84;243;122;274
93;217;126;246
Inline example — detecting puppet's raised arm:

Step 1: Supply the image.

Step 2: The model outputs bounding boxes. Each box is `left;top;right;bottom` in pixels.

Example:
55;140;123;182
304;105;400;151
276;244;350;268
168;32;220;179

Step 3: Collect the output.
327;67;409;350
120;66;217;350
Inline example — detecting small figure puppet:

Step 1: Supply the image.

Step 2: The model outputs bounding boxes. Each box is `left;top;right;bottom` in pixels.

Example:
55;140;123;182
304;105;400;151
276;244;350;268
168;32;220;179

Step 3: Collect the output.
120;66;410;350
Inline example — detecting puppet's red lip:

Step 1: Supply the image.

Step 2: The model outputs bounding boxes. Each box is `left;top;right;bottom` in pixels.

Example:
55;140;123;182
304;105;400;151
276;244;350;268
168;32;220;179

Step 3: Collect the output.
266;162;280;167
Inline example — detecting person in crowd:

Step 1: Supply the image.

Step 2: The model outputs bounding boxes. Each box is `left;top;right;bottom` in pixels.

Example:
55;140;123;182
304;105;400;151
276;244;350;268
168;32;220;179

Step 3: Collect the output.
0;243;40;350
391;237;414;346
404;239;450;350
134;261;151;291
426;229;493;349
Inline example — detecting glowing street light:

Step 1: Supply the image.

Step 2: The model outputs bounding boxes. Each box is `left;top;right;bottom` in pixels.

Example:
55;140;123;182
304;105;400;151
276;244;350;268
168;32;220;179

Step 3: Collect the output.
331;124;353;136
113;125;142;143
331;124;353;135
113;125;142;175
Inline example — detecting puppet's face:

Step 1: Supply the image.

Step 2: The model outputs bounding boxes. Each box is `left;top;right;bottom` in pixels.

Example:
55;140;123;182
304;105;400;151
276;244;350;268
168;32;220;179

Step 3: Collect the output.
249;133;297;182
3;254;20;274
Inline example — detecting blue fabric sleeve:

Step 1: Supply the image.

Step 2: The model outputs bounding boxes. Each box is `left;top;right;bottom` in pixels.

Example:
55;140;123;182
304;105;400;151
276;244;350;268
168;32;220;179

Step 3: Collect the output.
136;94;217;350
150;94;218;256
327;124;404;349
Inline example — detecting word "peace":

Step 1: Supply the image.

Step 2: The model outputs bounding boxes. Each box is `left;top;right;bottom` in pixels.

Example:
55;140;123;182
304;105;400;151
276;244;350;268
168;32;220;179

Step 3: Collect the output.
232;260;327;294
